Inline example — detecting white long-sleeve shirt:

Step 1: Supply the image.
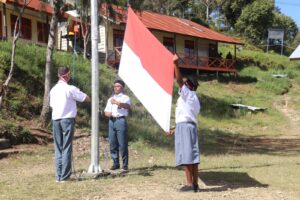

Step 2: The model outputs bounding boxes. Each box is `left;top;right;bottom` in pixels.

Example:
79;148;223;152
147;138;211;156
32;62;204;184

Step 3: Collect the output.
175;84;200;124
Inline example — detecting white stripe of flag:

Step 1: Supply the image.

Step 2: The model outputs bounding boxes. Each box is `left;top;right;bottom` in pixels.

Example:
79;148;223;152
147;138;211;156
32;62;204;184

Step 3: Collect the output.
119;7;174;132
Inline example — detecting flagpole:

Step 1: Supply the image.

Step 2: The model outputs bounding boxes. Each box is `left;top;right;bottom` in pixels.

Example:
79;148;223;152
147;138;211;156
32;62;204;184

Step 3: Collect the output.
88;0;102;174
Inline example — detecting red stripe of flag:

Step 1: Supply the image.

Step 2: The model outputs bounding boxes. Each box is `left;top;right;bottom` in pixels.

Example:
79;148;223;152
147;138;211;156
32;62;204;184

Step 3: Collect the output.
125;7;174;95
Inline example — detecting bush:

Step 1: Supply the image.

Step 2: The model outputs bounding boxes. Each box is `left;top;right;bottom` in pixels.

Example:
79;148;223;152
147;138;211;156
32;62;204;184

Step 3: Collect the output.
0;119;36;144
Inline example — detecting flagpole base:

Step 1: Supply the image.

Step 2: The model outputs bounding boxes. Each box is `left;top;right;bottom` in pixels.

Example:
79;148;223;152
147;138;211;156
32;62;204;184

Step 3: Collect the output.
88;163;102;174
79;170;110;180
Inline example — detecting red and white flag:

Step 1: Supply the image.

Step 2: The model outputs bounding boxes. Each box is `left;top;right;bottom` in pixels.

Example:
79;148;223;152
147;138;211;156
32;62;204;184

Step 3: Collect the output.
119;7;174;132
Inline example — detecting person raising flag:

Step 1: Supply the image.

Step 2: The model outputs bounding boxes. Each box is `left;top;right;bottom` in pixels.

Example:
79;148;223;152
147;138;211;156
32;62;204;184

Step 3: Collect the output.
167;55;201;192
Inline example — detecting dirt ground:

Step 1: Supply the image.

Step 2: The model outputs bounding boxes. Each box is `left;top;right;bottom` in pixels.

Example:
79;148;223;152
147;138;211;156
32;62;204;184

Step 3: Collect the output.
2;130;299;200
1;88;300;199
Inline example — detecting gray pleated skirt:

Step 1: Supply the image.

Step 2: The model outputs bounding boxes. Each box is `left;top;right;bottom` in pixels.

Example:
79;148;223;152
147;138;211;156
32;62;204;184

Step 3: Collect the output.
175;122;200;166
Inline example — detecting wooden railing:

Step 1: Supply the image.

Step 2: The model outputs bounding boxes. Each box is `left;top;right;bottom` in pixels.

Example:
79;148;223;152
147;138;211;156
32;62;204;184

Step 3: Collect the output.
176;52;236;72
107;49;237;72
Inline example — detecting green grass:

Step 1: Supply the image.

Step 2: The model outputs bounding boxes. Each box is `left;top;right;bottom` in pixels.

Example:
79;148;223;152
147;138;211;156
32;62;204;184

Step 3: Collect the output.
0;140;299;199
1;40;300;199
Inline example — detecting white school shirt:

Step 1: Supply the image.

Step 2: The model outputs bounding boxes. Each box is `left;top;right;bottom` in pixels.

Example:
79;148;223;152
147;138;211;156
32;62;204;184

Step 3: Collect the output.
175;84;200;124
104;92;131;117
50;80;87;120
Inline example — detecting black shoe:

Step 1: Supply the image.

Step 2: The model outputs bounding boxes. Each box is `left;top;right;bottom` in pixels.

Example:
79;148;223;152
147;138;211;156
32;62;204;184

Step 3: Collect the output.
178;185;194;192
193;183;200;192
110;165;120;170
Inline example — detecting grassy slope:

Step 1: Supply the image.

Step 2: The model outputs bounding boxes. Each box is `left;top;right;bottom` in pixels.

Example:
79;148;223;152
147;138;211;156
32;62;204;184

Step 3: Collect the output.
0;41;300;199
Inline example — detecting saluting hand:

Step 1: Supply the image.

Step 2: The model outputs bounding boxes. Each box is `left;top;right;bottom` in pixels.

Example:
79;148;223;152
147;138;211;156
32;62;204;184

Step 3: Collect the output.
111;98;122;108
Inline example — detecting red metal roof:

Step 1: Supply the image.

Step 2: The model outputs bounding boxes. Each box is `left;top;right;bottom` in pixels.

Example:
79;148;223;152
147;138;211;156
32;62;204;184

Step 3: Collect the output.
4;0;53;15
138;12;242;45
100;4;243;45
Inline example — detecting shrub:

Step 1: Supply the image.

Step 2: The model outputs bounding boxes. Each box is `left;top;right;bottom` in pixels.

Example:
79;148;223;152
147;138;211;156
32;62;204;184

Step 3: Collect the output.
0;119;36;144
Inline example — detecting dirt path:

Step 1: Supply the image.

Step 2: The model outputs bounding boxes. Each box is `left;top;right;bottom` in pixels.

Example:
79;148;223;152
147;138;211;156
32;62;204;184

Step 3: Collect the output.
274;83;300;138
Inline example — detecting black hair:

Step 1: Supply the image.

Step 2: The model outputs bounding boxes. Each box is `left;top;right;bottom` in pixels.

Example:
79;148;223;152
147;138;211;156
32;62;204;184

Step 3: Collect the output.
114;79;125;88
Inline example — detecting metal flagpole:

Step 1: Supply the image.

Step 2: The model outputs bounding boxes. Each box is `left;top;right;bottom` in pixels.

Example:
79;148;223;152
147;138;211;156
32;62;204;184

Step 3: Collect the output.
88;0;102;174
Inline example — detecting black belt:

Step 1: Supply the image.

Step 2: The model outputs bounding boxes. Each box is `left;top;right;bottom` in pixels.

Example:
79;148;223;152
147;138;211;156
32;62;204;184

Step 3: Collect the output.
110;116;125;121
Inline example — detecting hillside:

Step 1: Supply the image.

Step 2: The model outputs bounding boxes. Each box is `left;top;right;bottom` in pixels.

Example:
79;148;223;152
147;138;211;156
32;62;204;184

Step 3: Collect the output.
1;41;300;199
1;40;300;146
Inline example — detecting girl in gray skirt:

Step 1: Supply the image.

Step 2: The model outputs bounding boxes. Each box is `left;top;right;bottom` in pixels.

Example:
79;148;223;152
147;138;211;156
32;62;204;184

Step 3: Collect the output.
167;54;200;192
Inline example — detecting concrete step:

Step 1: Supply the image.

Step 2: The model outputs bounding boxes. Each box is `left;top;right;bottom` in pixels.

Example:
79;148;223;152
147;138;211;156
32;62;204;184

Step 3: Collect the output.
0;138;11;150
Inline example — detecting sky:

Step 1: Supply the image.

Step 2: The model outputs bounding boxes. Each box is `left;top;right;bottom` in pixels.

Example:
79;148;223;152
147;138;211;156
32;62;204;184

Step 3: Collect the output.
275;0;300;27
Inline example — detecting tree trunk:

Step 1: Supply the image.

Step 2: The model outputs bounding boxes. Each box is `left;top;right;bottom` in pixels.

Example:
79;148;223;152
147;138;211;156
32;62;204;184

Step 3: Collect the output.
39;1;60;128
0;3;26;108
206;5;209;23
81;23;90;60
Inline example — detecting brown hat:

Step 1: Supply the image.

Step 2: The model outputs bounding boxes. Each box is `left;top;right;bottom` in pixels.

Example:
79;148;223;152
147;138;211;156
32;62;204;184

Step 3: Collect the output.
58;66;70;77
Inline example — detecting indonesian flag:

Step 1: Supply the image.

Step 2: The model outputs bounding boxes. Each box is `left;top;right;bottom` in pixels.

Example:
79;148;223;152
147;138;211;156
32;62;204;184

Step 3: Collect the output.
119;7;174;132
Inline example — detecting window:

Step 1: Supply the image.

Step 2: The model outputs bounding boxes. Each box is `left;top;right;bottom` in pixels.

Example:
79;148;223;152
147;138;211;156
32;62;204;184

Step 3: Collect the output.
184;40;195;57
37;21;49;43
163;37;174;53
113;30;124;48
10;14;31;40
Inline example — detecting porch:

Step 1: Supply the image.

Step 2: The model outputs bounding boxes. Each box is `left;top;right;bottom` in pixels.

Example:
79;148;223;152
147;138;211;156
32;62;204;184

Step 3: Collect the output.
106;47;237;74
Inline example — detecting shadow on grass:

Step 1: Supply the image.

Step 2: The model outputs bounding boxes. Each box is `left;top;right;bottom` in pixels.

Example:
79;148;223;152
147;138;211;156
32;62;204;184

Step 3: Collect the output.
200;94;238;119
199;171;268;191
126;165;179;177
127;120;300;156
88;165;180;179
200;127;300;156
97;165;268;191
198;73;257;84
235;58;269;72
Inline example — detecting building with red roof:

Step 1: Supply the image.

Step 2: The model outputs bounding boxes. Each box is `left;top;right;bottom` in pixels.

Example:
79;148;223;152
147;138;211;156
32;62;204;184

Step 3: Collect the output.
0;0;53;44
95;4;243;74
2;1;243;73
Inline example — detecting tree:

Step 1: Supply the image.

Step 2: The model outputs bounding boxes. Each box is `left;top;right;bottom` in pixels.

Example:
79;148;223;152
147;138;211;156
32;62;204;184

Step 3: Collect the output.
0;0;31;108
220;0;254;29
270;11;298;55
235;0;274;44
39;0;65;128
141;0;178;15
291;32;300;50
272;11;298;43
78;0;91;60
198;0;217;23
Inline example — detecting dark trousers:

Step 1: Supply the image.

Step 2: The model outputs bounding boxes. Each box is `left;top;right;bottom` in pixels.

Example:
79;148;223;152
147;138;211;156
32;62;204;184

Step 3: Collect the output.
108;117;128;169
52;118;75;181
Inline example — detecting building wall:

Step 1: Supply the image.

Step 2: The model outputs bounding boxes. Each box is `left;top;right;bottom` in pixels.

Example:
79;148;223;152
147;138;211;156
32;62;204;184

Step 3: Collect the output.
57;22;69;50
98;23;106;53
151;30;211;57
99;22;125;58
56;18;220;60
0;3;49;45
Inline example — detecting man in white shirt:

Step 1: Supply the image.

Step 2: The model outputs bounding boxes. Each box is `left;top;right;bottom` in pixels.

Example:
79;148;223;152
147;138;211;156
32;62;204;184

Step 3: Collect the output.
104;79;131;171
167;55;201;192
50;66;90;182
